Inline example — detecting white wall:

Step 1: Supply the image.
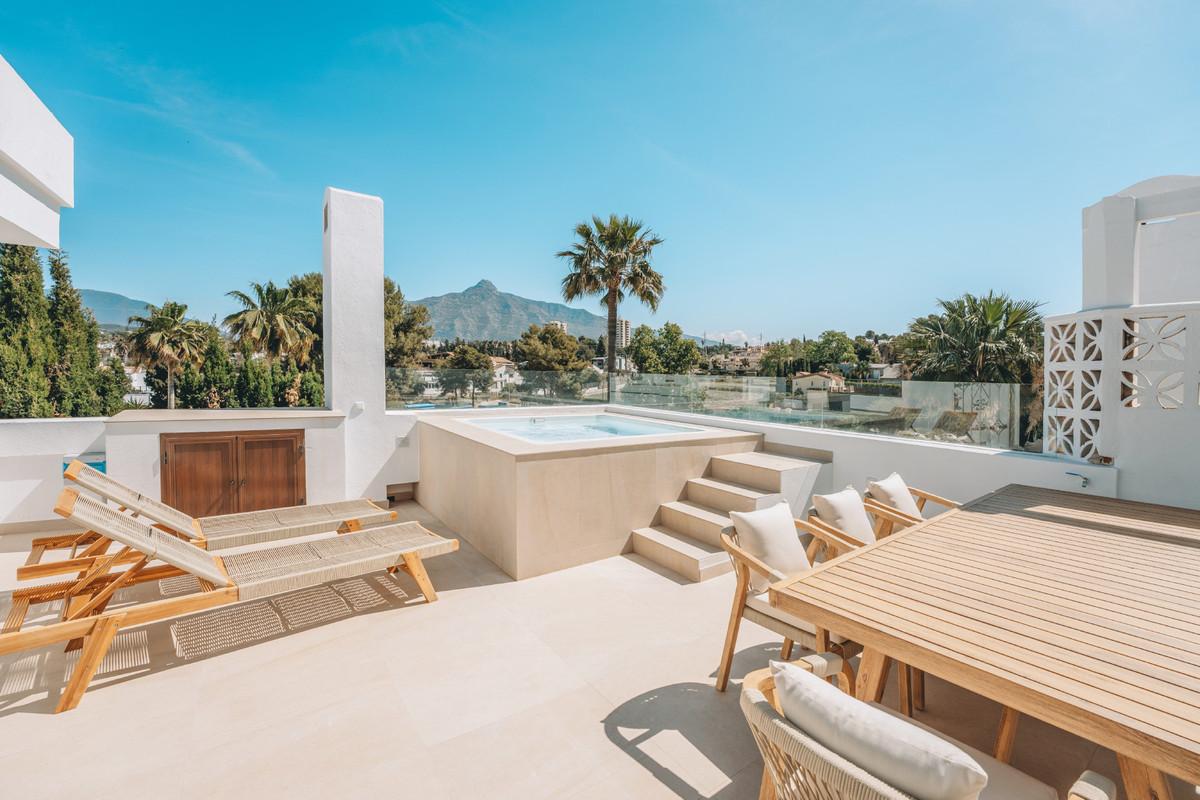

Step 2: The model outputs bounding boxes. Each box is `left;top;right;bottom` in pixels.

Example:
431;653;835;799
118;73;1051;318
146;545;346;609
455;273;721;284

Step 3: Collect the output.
104;412;348;506
608;406;1116;510
323;187;404;501
0;418;104;529
0;55;73;248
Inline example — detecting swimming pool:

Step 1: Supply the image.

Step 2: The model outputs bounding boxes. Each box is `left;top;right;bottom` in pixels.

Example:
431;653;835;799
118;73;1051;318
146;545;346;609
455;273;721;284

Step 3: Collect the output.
465;413;700;443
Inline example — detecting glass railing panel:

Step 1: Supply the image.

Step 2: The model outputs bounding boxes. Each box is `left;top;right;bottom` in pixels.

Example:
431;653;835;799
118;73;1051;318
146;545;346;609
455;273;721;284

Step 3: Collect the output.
385;368;608;410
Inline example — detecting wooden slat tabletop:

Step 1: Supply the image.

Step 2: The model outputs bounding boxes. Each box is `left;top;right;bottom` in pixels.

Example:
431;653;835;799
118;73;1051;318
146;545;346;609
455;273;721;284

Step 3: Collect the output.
770;484;1200;786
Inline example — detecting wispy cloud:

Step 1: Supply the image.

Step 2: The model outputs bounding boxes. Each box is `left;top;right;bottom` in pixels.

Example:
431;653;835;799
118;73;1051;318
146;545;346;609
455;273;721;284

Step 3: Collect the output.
77;47;274;176
354;2;497;59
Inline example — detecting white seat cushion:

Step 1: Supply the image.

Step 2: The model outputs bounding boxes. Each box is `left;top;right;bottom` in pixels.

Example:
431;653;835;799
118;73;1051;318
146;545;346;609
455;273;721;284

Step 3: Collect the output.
867;472;923;519
770;660;989;800
729;502;810;592
745;592;848;645
811;486;877;544
872;704;1056;800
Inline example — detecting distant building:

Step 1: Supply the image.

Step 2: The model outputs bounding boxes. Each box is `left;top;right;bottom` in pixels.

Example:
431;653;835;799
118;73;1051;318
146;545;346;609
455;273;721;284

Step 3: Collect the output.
615;319;631;351
547;320;567;333
792;371;847;392
867;363;903;380
489;356;521;390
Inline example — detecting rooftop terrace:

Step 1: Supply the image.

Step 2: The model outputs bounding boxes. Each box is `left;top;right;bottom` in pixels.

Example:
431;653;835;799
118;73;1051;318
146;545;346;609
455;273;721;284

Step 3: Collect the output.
2;501;1189;800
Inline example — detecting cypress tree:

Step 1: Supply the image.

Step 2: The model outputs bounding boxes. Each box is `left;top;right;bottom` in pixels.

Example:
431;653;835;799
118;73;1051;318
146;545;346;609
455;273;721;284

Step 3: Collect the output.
0;245;56;417
47;249;102;416
96;356;132;415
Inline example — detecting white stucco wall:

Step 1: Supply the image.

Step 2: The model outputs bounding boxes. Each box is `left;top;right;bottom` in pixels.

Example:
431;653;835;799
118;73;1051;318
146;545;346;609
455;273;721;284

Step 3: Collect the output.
323;187;405;501
609;406;1116;510
0;54;73;248
0;418;104;529
103;412;348;506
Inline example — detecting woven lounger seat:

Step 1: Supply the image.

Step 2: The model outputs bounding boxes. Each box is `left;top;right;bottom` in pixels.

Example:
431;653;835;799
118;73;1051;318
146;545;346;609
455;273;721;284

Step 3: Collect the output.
0;487;458;713
62;459;396;548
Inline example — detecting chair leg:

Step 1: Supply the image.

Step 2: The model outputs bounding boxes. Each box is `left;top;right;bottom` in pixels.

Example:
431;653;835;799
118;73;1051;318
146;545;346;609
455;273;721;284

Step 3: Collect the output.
399;552;438;603
780;638;794;661
898;664;913;717
757;767;775;800
912;668;926;710
56;615;121;713
716;570;749;692
836;649;856;694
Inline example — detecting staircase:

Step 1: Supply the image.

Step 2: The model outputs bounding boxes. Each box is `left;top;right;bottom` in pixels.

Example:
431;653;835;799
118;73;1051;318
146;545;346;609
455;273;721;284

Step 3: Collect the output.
631;450;827;582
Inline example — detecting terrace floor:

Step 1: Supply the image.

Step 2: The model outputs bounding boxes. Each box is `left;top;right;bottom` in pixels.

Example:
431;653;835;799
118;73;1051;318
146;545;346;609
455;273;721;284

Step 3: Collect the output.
0;501;1192;799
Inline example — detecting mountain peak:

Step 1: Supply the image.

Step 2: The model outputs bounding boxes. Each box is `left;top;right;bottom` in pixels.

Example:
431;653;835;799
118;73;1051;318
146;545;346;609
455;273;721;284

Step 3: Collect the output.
470;279;498;292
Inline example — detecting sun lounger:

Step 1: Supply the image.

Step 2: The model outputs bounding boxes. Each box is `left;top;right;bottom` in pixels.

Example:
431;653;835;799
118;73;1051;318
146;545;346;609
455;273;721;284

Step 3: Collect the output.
0;488;458;712
23;460;397;570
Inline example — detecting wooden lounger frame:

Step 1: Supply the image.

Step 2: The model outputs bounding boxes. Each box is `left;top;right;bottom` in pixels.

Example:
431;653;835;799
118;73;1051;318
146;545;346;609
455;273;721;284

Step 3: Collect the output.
1;489;457;713
21;460;398;575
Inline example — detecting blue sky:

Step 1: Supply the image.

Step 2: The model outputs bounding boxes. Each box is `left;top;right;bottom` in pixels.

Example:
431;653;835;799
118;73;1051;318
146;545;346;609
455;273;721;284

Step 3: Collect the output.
2;1;1198;343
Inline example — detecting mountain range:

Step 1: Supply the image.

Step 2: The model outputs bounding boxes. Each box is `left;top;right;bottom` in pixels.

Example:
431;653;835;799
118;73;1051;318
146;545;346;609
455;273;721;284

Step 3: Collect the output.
80;289;151;330
79;280;703;344
413;280;609;341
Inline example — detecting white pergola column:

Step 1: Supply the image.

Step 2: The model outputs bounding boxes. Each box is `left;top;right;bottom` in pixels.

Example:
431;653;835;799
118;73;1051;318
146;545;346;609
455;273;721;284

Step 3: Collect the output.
323;187;389;501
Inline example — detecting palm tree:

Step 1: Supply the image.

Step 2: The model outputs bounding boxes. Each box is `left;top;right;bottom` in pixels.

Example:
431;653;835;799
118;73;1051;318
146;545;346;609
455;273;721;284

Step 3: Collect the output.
908;292;1043;383
558;215;664;376
127;301;209;409
223;281;316;364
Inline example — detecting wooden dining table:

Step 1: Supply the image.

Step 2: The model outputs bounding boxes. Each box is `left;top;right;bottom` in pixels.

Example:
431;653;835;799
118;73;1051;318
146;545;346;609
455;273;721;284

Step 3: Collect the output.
770;484;1200;800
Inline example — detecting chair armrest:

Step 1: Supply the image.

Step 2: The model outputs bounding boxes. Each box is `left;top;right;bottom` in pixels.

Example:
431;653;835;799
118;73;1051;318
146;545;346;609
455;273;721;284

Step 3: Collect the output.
863;497;923;527
1067;771;1117;800
910;486;960;509
720;530;788;584
799;516;868;552
742;653;847;713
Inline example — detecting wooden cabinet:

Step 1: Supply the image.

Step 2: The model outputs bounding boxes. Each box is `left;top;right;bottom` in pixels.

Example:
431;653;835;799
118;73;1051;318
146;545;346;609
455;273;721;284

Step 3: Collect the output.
160;430;305;517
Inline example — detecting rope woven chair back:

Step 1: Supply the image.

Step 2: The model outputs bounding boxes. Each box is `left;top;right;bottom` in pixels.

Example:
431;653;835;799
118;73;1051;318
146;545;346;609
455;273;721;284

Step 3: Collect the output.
65;460;199;539
739;688;912;800
56;488;228;587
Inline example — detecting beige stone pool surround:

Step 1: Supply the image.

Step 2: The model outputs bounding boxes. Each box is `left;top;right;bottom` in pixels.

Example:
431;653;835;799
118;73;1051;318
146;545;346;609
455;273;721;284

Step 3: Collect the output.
416;408;760;579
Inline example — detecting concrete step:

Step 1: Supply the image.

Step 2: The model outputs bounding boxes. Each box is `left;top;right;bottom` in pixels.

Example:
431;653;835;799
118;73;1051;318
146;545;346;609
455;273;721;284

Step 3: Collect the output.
660;500;731;546
685;477;783;514
631;526;732;582
710;451;820;493
711;450;829;515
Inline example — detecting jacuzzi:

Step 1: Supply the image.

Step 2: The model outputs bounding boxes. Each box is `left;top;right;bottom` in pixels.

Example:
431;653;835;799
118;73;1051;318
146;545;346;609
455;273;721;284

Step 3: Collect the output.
465;413;701;443
416;410;760;579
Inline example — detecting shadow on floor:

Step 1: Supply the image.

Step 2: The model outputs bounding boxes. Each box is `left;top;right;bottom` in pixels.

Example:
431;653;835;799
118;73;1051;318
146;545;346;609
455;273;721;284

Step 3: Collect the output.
0;563;480;717
601;643;782;799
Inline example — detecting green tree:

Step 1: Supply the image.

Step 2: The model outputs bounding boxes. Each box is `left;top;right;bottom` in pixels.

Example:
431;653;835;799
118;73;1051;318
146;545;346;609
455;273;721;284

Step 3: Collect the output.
626;322;701;375
516;324;594;398
810;330;856;371
127;301;209;409
46;250;102;416
235;347;274;407
287;272;324;367
905;292;1043;382
558;214;665;377
759;341;794;377
626;325;664;373
95;357;132;415
439;345;493;406
224;281;317;364
384;276;433;366
0;245;55;417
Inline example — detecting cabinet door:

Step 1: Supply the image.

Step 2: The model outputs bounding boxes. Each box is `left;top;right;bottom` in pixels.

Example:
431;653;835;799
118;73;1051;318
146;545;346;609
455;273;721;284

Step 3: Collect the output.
160;433;239;518
236;430;305;512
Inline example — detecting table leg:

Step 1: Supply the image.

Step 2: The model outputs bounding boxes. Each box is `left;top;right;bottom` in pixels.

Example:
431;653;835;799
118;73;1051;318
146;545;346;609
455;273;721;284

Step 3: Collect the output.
1117;754;1174;800
855;647;892;703
898;664;913;716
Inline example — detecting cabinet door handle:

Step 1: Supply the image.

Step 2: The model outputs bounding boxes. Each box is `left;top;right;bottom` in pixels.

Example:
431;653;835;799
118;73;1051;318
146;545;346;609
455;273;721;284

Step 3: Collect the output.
228;479;235;487
239;479;247;487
